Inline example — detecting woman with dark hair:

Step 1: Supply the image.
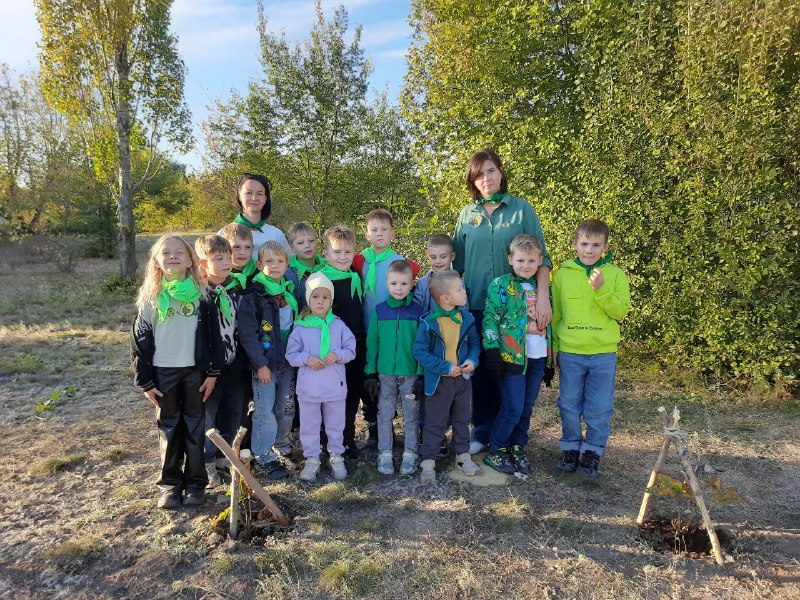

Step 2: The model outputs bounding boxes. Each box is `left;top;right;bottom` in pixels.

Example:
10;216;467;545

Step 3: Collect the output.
231;173;291;260
453;149;552;454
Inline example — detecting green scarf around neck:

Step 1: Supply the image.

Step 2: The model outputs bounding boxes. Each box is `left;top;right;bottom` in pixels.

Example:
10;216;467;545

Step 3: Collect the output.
290;254;326;280
321;264;363;299
475;192;505;206
213;285;233;322
432;305;462;324
387;294;413;308
361;246;395;295
295;311;335;358
157;277;201;324
253;272;299;318
236;259;257;280
225;272;247;291
234;213;265;232
575;250;614;277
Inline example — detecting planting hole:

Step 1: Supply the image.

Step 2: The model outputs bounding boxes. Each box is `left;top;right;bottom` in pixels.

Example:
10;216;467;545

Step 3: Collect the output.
638;518;732;558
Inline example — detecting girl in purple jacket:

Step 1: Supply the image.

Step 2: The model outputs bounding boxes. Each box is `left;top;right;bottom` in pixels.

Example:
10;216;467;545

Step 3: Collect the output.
286;272;356;481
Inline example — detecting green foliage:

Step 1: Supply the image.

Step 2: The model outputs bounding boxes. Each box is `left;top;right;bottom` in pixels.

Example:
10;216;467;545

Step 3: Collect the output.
404;0;799;385
34;385;77;415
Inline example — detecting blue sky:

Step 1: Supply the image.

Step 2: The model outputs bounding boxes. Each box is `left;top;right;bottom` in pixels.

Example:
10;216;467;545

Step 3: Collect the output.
0;0;413;171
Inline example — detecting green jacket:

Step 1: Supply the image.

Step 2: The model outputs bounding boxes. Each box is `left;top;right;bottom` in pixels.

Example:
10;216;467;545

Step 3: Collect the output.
483;273;552;374
365;295;424;377
551;258;631;354
453;193;552;310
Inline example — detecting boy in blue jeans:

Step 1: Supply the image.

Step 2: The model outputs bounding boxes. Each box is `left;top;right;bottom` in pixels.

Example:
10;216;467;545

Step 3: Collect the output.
552;219;630;478
482;234;551;475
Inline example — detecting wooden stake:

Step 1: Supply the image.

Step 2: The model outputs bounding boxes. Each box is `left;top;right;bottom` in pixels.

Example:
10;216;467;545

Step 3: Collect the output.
206;428;290;527
228;427;247;540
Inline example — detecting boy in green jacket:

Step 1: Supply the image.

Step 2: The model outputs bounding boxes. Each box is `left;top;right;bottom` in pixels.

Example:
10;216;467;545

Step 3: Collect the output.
552;219;630;478
365;260;424;476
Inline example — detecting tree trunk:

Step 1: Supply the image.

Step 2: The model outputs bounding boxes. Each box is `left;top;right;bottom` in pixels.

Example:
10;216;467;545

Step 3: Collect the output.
115;42;137;277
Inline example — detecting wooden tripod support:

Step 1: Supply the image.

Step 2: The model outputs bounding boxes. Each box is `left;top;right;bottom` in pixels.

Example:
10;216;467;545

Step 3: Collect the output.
206;428;290;528
636;406;728;565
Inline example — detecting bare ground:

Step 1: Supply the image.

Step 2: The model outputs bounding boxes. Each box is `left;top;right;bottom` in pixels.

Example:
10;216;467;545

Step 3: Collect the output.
0;241;798;599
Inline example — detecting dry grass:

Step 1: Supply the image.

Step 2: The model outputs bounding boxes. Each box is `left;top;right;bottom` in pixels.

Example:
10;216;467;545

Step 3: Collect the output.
0;239;798;599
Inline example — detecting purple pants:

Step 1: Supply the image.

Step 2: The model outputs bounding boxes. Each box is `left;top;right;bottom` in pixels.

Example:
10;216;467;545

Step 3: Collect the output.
299;398;346;458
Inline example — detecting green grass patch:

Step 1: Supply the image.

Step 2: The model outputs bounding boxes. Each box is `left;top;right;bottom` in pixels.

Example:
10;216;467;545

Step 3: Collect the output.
30;453;87;476
254;542;308;577
210;552;236;577
48;535;105;572
488;495;528;517
0;353;44;374
318;553;387;595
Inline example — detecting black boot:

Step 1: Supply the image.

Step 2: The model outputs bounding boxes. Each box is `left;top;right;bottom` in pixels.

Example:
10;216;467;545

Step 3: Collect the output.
557;450;580;473
577;451;601;479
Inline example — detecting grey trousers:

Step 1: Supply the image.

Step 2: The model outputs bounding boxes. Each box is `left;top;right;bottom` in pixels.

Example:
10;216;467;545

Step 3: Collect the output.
377;374;420;453
420;376;471;460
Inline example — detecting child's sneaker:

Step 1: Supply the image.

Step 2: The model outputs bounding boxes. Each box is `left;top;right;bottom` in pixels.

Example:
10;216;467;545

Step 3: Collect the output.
557;450;580;473
258;459;290;480
330;454;348;480
205;462;221;488
377;451;394;475
399;451;418;476
468;440;486;455
483;448;515;474
299;457;320;481
510;445;530;475
419;459;436;482
456;452;481;476
577;450;601;479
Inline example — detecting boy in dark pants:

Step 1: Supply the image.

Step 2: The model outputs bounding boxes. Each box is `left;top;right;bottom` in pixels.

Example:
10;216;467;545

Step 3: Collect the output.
321;225;366;458
413;270;481;482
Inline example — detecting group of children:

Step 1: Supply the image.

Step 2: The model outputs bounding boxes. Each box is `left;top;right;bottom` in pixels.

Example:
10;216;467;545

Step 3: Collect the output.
132;206;630;509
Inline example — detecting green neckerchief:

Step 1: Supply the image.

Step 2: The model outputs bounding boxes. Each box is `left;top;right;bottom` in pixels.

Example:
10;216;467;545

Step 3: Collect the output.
295;311;335;358
213;285;233;322
475;191;505;206
225;272;247;291
253;272;299;318
575;250;614;277
321;263;363;299
157;277;201;324
234;213;265;232
290;254;326;281
387;295;413;308
235;260;257;280
362;246;395;295
432;305;462;324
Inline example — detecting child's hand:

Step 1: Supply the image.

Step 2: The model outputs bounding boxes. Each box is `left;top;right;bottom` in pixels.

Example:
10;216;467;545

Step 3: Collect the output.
460;360;475;374
589;268;605;291
199;376;217;402
553;351;559;369
321;352;338;366
307;356;324;370
536;293;552;329
144;387;163;407
257;365;272;384
449;364;462;377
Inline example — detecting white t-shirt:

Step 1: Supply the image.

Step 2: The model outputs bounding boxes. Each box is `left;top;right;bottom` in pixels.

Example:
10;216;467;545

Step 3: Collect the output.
520;282;547;359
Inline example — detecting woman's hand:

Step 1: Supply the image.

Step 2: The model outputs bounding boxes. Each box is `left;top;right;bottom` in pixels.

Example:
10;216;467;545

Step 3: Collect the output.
536;293;552;330
199;376;217;402
144;388;163;407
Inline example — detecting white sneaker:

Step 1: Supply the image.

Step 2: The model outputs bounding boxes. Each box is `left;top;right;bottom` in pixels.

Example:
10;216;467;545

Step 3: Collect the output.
420;459;436;482
205;462;221;488
299;457;320;482
468;441;486;455
399;451;418;476
377;451;394;475
457;452;481;477
329;454;348;480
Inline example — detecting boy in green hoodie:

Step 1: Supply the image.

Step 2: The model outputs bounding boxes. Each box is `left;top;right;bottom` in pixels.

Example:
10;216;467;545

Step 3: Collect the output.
365;260;424;476
552;219;630;478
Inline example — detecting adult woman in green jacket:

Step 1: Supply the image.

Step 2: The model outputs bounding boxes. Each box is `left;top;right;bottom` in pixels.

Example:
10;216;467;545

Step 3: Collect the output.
452;149;552;452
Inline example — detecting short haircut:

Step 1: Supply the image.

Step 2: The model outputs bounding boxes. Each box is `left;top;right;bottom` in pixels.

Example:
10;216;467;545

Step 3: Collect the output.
194;235;232;259
574;219;610;242
427;233;454;250
466;148;508;201
257;240;288;262
219;222;253;244
365;208;393;227
286;221;317;244
323;224;355;250
429;269;462;304
509;234;543;256
387;259;413;277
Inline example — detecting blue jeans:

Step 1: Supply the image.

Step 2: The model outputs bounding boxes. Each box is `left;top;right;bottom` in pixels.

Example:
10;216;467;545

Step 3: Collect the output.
252;360;295;461
491;357;546;452
556;352;617;456
469;309;501;445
